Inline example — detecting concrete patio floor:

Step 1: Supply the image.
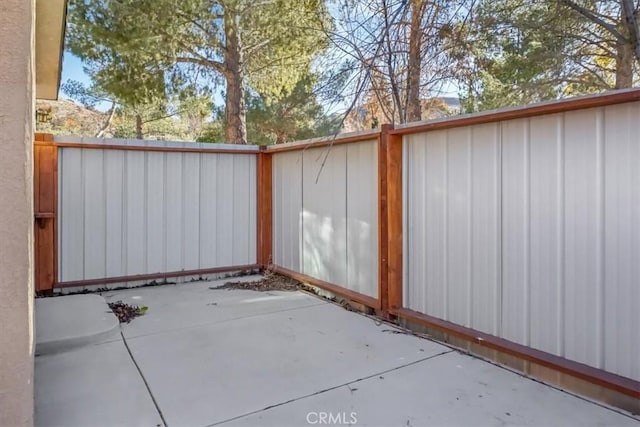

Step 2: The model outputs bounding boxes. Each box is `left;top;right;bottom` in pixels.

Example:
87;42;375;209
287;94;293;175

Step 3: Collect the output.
35;275;640;427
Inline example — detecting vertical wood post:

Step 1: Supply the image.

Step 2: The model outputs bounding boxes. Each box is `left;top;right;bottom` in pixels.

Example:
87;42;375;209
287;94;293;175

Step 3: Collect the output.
385;127;403;313
257;147;273;267
378;125;391;316
34;133;57;294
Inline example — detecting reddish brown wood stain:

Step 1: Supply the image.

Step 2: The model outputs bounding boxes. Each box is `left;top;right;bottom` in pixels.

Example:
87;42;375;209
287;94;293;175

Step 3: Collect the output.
33;89;640;401
34;136;57;293
257;149;273;267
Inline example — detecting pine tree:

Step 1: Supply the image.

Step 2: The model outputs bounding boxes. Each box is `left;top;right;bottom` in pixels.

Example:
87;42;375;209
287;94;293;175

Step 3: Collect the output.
66;0;331;144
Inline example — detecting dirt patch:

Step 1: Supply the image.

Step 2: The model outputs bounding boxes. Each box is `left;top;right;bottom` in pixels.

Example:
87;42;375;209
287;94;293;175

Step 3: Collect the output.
108;301;148;323
210;273;303;292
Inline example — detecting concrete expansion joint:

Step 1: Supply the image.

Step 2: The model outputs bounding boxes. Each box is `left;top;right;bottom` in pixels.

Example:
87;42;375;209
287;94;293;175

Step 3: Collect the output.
35;294;120;356
122;300;328;343
206;349;455;427
120;331;169;427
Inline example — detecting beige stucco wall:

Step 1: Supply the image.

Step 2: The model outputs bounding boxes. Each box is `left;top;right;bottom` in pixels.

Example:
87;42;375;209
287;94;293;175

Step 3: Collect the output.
0;0;35;426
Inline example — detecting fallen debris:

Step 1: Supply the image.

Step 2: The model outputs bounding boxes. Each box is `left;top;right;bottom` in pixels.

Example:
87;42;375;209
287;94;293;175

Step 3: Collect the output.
107;301;148;323
210;273;302;292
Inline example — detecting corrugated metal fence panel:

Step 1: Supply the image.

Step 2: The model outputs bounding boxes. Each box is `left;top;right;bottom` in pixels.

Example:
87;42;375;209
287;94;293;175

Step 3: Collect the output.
272;151;303;271
302;145;348;286
272;140;379;298
404;125;500;334
602;102;640;381
346;141;379;297
58;145;257;282
405;130;447;320
104;150;125;277
562;109;603;368
527;115;564;355
59;148;84;281
404;101;640;381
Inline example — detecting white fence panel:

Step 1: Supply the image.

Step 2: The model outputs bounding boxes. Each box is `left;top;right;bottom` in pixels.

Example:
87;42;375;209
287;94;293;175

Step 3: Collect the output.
58;139;257;282
346;142;379;297
602;103;640;381
404;101;640;381
405;125;500;334
104;150;125;277
273;151;303;271
271;140;379;298
303;145;348;286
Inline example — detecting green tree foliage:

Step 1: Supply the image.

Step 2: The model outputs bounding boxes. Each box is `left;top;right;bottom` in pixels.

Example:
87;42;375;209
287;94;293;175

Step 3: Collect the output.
66;0;331;144
198;73;340;145
454;0;640;112
65;0;640;137
246;74;341;144
61;79;211;139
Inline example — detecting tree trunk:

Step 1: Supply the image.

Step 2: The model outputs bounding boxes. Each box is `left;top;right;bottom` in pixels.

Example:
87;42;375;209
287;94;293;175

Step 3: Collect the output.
135;113;144;140
621;0;640;64
224;9;247;144
406;0;425;123
96;101;116;138
615;39;634;88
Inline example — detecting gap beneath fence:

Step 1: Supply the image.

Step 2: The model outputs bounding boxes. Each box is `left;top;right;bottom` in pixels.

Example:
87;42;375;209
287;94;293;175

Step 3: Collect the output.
55;264;260;289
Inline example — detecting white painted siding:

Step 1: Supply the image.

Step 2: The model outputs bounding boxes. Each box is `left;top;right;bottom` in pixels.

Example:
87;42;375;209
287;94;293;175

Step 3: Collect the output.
272;140;379;298
404;101;640;381
58;140;257;282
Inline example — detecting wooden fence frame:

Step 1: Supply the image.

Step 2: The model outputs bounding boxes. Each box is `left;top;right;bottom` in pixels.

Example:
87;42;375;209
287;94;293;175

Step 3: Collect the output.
34;134;58;293
382;89;640;403
263;130;384;311
259;89;640;403
34;88;640;403
33;137;261;293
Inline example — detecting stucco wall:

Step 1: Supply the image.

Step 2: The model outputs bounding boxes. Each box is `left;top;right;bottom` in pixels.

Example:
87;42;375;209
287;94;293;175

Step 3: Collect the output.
0;0;35;425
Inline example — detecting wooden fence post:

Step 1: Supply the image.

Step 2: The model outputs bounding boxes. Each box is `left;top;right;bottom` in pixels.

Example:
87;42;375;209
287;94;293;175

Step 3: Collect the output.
384;126;403;314
378;125;390;316
379;124;404;317
257;147;273;268
34;133;57;294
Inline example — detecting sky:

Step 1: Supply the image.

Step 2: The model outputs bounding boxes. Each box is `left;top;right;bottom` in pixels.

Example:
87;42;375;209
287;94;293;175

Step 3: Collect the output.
61;42;460;114
61;53;90;86
59;53;116;111
61;52;229;112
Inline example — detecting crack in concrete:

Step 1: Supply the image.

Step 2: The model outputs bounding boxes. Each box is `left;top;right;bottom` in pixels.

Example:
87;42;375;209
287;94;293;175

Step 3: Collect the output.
122;300;329;342
206;349;455;427
120;331;169;427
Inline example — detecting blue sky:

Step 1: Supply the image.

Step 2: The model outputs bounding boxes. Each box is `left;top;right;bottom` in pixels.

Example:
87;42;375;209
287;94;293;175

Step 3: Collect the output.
61;52;226;112
61;49;459;113
60;53;117;110
61;53;91;88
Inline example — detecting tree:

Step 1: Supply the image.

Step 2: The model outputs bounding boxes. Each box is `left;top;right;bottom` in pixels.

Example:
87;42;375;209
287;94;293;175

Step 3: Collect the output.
61;80;117;138
454;0;640;112
67;0;331;144
62;80;211;139
559;0;640;88
324;0;471;125
246;74;341;144
198;73;340;145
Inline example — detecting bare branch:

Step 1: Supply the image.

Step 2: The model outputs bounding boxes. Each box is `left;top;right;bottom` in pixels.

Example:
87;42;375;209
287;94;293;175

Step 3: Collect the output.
559;0;628;41
95;101;117;138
